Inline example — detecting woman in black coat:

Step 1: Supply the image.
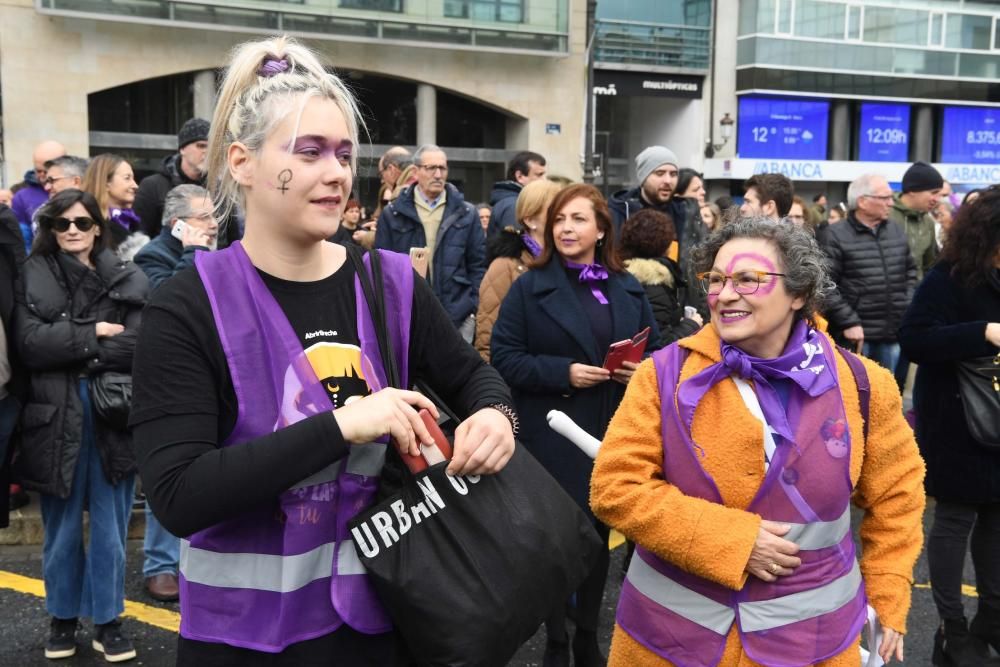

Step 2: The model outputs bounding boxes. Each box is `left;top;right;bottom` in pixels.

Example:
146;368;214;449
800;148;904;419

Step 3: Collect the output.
491;184;658;667
15;189;148;662
899;185;1000;667
619;208;702;348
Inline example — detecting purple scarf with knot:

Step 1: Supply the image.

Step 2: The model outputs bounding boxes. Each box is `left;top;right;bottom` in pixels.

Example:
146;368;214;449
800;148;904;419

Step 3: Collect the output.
564;260;608;304
109;208;140;232
677;320;837;443
521;233;542;258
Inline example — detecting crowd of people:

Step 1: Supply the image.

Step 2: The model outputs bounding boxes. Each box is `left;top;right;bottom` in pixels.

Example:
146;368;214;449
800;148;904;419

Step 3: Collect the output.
0;33;997;667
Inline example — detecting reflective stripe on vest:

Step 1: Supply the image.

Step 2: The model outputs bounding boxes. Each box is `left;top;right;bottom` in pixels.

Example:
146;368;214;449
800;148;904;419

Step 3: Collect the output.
180;538;368;592
783;505;850;550
288;443;387;491
740;560;863;632
626;551;862;635
625;504;853;634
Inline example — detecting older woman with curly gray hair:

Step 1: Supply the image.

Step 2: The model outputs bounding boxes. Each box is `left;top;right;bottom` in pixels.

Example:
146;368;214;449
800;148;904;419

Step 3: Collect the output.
591;218;926;667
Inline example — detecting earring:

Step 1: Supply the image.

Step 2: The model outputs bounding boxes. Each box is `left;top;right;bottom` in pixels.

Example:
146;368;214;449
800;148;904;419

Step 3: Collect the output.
596;236;605;248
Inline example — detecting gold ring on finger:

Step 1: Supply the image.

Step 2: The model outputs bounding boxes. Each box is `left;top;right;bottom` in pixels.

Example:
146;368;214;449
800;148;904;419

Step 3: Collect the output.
768;562;780;575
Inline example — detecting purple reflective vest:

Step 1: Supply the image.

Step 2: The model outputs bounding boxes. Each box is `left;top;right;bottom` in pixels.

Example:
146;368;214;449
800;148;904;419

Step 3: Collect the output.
181;242;414;652
616;340;867;667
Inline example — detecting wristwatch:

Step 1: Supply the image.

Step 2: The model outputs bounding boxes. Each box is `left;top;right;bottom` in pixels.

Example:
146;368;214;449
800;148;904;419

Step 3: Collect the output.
486;403;519;437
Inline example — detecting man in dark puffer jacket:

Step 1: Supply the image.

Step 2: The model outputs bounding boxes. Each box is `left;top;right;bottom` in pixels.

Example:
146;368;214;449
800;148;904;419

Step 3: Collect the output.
821;174;916;373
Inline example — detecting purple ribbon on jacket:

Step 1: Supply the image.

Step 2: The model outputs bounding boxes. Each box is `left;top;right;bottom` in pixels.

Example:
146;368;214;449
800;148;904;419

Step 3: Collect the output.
521;233;542;257
676;320;837;442
564;260;609;305
109;208;140;232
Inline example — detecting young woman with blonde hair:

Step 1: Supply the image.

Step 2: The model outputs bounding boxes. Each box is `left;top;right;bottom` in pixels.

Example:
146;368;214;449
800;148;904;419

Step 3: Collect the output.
130;35;516;664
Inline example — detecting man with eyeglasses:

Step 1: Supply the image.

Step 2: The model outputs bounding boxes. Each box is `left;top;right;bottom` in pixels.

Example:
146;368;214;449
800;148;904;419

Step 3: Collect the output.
820;174;916;378
41;156;88;198
11;140;65;253
376;144;485;342
134;184;218;293
131;184;218;603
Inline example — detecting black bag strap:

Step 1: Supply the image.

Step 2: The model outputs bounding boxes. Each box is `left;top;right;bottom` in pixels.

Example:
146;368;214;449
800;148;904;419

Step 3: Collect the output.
836;345;871;445
346;245;400;389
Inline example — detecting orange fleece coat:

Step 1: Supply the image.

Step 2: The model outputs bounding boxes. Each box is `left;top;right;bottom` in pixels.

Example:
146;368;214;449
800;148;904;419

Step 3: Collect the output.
591;325;926;667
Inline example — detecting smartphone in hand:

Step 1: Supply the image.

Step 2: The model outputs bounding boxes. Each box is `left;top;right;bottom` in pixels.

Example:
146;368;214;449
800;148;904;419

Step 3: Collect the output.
409;247;429;278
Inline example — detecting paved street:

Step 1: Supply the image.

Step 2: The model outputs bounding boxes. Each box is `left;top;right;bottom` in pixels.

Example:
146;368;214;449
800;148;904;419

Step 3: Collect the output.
0;499;981;666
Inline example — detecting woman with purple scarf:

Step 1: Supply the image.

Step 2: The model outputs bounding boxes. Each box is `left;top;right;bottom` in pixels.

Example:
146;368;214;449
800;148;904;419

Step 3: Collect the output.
475;177;562;361
128;36;516;665
81;154;147;261
491;183;659;667
591;219;926;666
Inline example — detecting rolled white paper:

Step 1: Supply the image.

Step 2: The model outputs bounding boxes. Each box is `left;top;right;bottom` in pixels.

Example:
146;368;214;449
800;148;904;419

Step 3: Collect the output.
547;410;601;460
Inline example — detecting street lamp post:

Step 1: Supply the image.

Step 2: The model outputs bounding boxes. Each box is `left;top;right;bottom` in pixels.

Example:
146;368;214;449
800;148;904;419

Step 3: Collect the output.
704;112;735;158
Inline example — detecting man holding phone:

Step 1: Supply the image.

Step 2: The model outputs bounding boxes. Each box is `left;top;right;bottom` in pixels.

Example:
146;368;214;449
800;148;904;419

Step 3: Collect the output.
132;184;218;602
134;184;218;293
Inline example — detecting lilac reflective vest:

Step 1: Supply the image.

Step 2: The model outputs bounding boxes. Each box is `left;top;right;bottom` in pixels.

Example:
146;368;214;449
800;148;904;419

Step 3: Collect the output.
616;340;867;667
181;242;414;652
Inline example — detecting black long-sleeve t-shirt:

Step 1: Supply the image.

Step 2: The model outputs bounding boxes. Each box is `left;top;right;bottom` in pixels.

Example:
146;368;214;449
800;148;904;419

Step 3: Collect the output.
129;256;511;538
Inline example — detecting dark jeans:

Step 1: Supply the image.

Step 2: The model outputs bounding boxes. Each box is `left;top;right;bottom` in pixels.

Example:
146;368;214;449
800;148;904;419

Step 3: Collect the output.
894;349;910;393
546;522;611;639
0;393;18;468
928;500;1000;621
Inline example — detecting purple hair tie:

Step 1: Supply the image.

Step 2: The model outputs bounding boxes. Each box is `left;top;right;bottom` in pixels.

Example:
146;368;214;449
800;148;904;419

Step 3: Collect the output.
258;56;290;77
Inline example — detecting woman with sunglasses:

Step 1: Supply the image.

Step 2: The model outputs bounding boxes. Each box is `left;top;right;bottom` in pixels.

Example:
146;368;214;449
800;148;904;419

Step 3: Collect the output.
591;218;926;667
15;188;149;662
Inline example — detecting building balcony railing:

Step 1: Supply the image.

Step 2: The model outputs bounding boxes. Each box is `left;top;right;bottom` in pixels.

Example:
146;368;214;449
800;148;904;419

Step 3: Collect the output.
594;18;710;72
36;0;569;54
738;35;1000;82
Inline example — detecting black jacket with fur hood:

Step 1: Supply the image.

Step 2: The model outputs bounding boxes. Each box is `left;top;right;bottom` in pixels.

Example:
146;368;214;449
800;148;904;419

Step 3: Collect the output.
624;256;701;348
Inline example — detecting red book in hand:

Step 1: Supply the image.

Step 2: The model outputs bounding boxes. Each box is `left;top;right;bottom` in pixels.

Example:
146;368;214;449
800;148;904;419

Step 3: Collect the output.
602;326;651;373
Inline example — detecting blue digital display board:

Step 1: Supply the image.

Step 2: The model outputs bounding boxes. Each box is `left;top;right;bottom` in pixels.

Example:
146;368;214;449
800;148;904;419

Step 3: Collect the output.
737;96;829;160
858;103;910;162
941;107;1000;164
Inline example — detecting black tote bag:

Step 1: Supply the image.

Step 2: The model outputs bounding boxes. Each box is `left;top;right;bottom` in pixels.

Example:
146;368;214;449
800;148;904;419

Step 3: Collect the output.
345;248;603;666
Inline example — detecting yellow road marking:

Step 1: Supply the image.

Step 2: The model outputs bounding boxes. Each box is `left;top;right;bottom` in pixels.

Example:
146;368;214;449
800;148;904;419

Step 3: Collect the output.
0;570;180;632
914;581;979;598
609;530;625;550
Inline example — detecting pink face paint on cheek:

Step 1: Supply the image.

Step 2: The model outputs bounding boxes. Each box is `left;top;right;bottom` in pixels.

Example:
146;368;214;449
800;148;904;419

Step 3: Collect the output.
707;293;719;308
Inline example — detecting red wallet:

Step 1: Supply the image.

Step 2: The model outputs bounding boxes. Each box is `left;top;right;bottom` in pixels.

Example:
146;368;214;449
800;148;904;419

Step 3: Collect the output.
398;408;454;474
603;326;651;373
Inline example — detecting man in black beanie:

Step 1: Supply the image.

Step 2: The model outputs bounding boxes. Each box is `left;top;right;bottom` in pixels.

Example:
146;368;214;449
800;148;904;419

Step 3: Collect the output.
889;161;942;281
134;117;210;238
888;161;942;392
